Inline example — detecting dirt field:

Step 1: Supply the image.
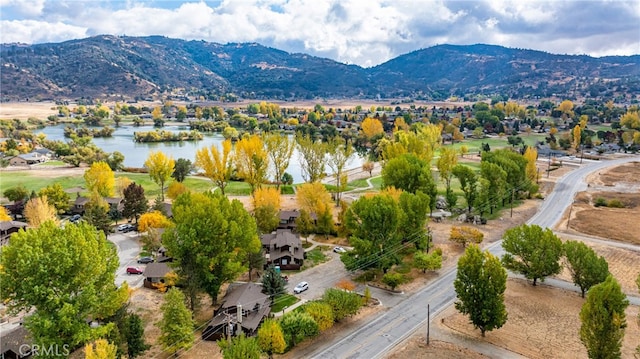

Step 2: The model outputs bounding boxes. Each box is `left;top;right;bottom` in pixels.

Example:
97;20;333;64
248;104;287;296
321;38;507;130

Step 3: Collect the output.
566;161;640;244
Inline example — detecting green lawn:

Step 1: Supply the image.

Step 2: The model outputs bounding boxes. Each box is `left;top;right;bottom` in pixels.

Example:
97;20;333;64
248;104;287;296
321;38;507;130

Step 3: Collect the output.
271;294;299;313
0;171;86;195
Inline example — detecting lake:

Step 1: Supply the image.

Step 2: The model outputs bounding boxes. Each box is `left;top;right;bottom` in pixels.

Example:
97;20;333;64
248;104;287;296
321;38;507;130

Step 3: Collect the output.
37;125;365;184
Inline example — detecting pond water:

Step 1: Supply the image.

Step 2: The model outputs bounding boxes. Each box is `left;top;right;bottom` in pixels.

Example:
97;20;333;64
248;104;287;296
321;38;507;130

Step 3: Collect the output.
36;125;365;184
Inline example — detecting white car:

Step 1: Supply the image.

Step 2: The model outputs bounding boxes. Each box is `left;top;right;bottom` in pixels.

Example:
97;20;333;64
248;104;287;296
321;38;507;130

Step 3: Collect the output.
117;224;130;231
293;281;309;294
333;246;347;253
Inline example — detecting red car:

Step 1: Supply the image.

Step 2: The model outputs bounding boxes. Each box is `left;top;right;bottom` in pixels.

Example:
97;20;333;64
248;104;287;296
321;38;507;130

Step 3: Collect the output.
126;267;143;275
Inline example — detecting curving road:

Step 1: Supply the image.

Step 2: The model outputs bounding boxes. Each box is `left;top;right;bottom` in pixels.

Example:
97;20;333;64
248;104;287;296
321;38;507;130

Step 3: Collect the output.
309;155;640;359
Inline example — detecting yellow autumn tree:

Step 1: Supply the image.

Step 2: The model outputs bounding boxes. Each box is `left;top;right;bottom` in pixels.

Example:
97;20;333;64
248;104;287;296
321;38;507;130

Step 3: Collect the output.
138;211;172;233
235;134;268;194
361;117;383;140
195;139;233;195
151;106;163;121
459;145;469;158
296;182;332;216
573;125;582;150
252;187;281;211
84;161;115;198
85;339;117;359
0;206;12;221
558;100;574;118
167;182;189;200
263;132;295;189
620;110;640;130
24;195;58;227
377;186;403;202
115;176;132;197
449;226;484;247
144;151;175;201
523;147;538;183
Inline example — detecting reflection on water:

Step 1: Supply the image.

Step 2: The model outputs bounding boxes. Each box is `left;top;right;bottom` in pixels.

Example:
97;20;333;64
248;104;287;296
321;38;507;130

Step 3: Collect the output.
36;124;364;184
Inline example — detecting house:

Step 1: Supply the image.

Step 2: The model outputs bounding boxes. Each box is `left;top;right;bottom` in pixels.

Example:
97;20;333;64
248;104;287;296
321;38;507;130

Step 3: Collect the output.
260;229;304;270
202;282;271;341
143;262;172;289
32;148;54;158
1;325;32;359
0;221;28;246
277;210;316;231
8;152;46;166
72;196;123;215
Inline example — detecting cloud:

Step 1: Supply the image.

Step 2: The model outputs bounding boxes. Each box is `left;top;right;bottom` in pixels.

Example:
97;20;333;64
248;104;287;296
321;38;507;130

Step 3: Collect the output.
0;0;638;66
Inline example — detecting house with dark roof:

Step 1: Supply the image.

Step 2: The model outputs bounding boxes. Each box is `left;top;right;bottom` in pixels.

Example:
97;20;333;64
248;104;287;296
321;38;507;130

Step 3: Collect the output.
143;262;172;289
0;221;28;246
202;282;270;341
260;229;304;270
72;196;123;215
8;152;47;166
1;325;32;359
277;210;316;231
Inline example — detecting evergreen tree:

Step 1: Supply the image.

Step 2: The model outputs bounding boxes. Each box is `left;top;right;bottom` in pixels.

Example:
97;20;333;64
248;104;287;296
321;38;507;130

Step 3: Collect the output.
262;265;286;298
158;288;194;354
454;244;508;337
124;313;149;358
122;183;148;223
84;192;113;235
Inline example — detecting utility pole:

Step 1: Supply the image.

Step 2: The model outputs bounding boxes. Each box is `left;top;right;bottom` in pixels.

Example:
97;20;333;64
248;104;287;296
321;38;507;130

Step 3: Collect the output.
510;188;514;218
426;304;430;345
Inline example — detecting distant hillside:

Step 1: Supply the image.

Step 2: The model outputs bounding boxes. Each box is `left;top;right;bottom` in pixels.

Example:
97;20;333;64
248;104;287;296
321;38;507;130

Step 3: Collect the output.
1;36;638;101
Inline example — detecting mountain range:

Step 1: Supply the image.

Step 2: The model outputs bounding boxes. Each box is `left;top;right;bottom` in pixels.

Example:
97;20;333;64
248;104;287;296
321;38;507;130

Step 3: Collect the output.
1;35;639;102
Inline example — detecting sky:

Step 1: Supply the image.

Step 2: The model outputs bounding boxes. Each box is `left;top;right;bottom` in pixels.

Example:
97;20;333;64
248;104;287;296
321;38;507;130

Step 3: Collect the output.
1;0;639;67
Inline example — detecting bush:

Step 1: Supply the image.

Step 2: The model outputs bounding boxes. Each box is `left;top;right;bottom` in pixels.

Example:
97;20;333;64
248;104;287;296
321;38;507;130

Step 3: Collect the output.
381;272;405;291
607;199;625;208
594;197;607;207
322;288;362;321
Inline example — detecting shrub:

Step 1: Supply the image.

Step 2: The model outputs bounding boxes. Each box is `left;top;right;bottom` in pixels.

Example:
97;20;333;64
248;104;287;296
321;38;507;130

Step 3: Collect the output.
322;288;362;321
607;199;625;208
594;197;607;207
381;272;405;291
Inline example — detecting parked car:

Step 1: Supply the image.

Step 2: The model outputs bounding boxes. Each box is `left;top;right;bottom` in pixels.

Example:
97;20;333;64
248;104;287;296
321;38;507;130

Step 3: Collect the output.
117;224;130;231
69;214;81;223
126;267;143;275
333;246;347;253
293;281;309;294
137;256;154;264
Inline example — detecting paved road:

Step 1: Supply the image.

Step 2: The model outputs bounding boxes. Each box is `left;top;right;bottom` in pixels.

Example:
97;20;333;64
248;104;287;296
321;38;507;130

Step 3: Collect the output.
309;155;640;359
108;231;145;288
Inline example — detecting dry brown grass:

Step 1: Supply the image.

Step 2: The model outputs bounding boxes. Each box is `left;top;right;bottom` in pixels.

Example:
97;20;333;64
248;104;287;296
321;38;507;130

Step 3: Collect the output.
387;339;489;359
439;278;639;359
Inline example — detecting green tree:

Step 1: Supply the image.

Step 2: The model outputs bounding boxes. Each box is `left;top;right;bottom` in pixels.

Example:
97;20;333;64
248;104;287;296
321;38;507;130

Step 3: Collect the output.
381;272;404;291
0;221;128;352
315;207;335;239
279;311;319;348
303;301;334;331
3;185;29;203
85;192;113;235
219;333;261;359
564;240;609;298
172;158;192;182
106;151;125;171
296;133;327;183
295;209;315;240
257;318;286;358
165;192;261;309
381;153;430;194
343;194;401;272
262;265;286;298
253;205;280;234
122;183;148;223
144;151;175;202
454;244;508;337
235;134;269;194
398;191;431;250
38;183;70;214
501;224;563;286
322;288;362;321
437;147;458;203
124;313;149;359
580;276;629;359
263;132;295;190
246;248;265;282
452;164;478;213
413;250;442;273
84;161;116;197
158;288;194;354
